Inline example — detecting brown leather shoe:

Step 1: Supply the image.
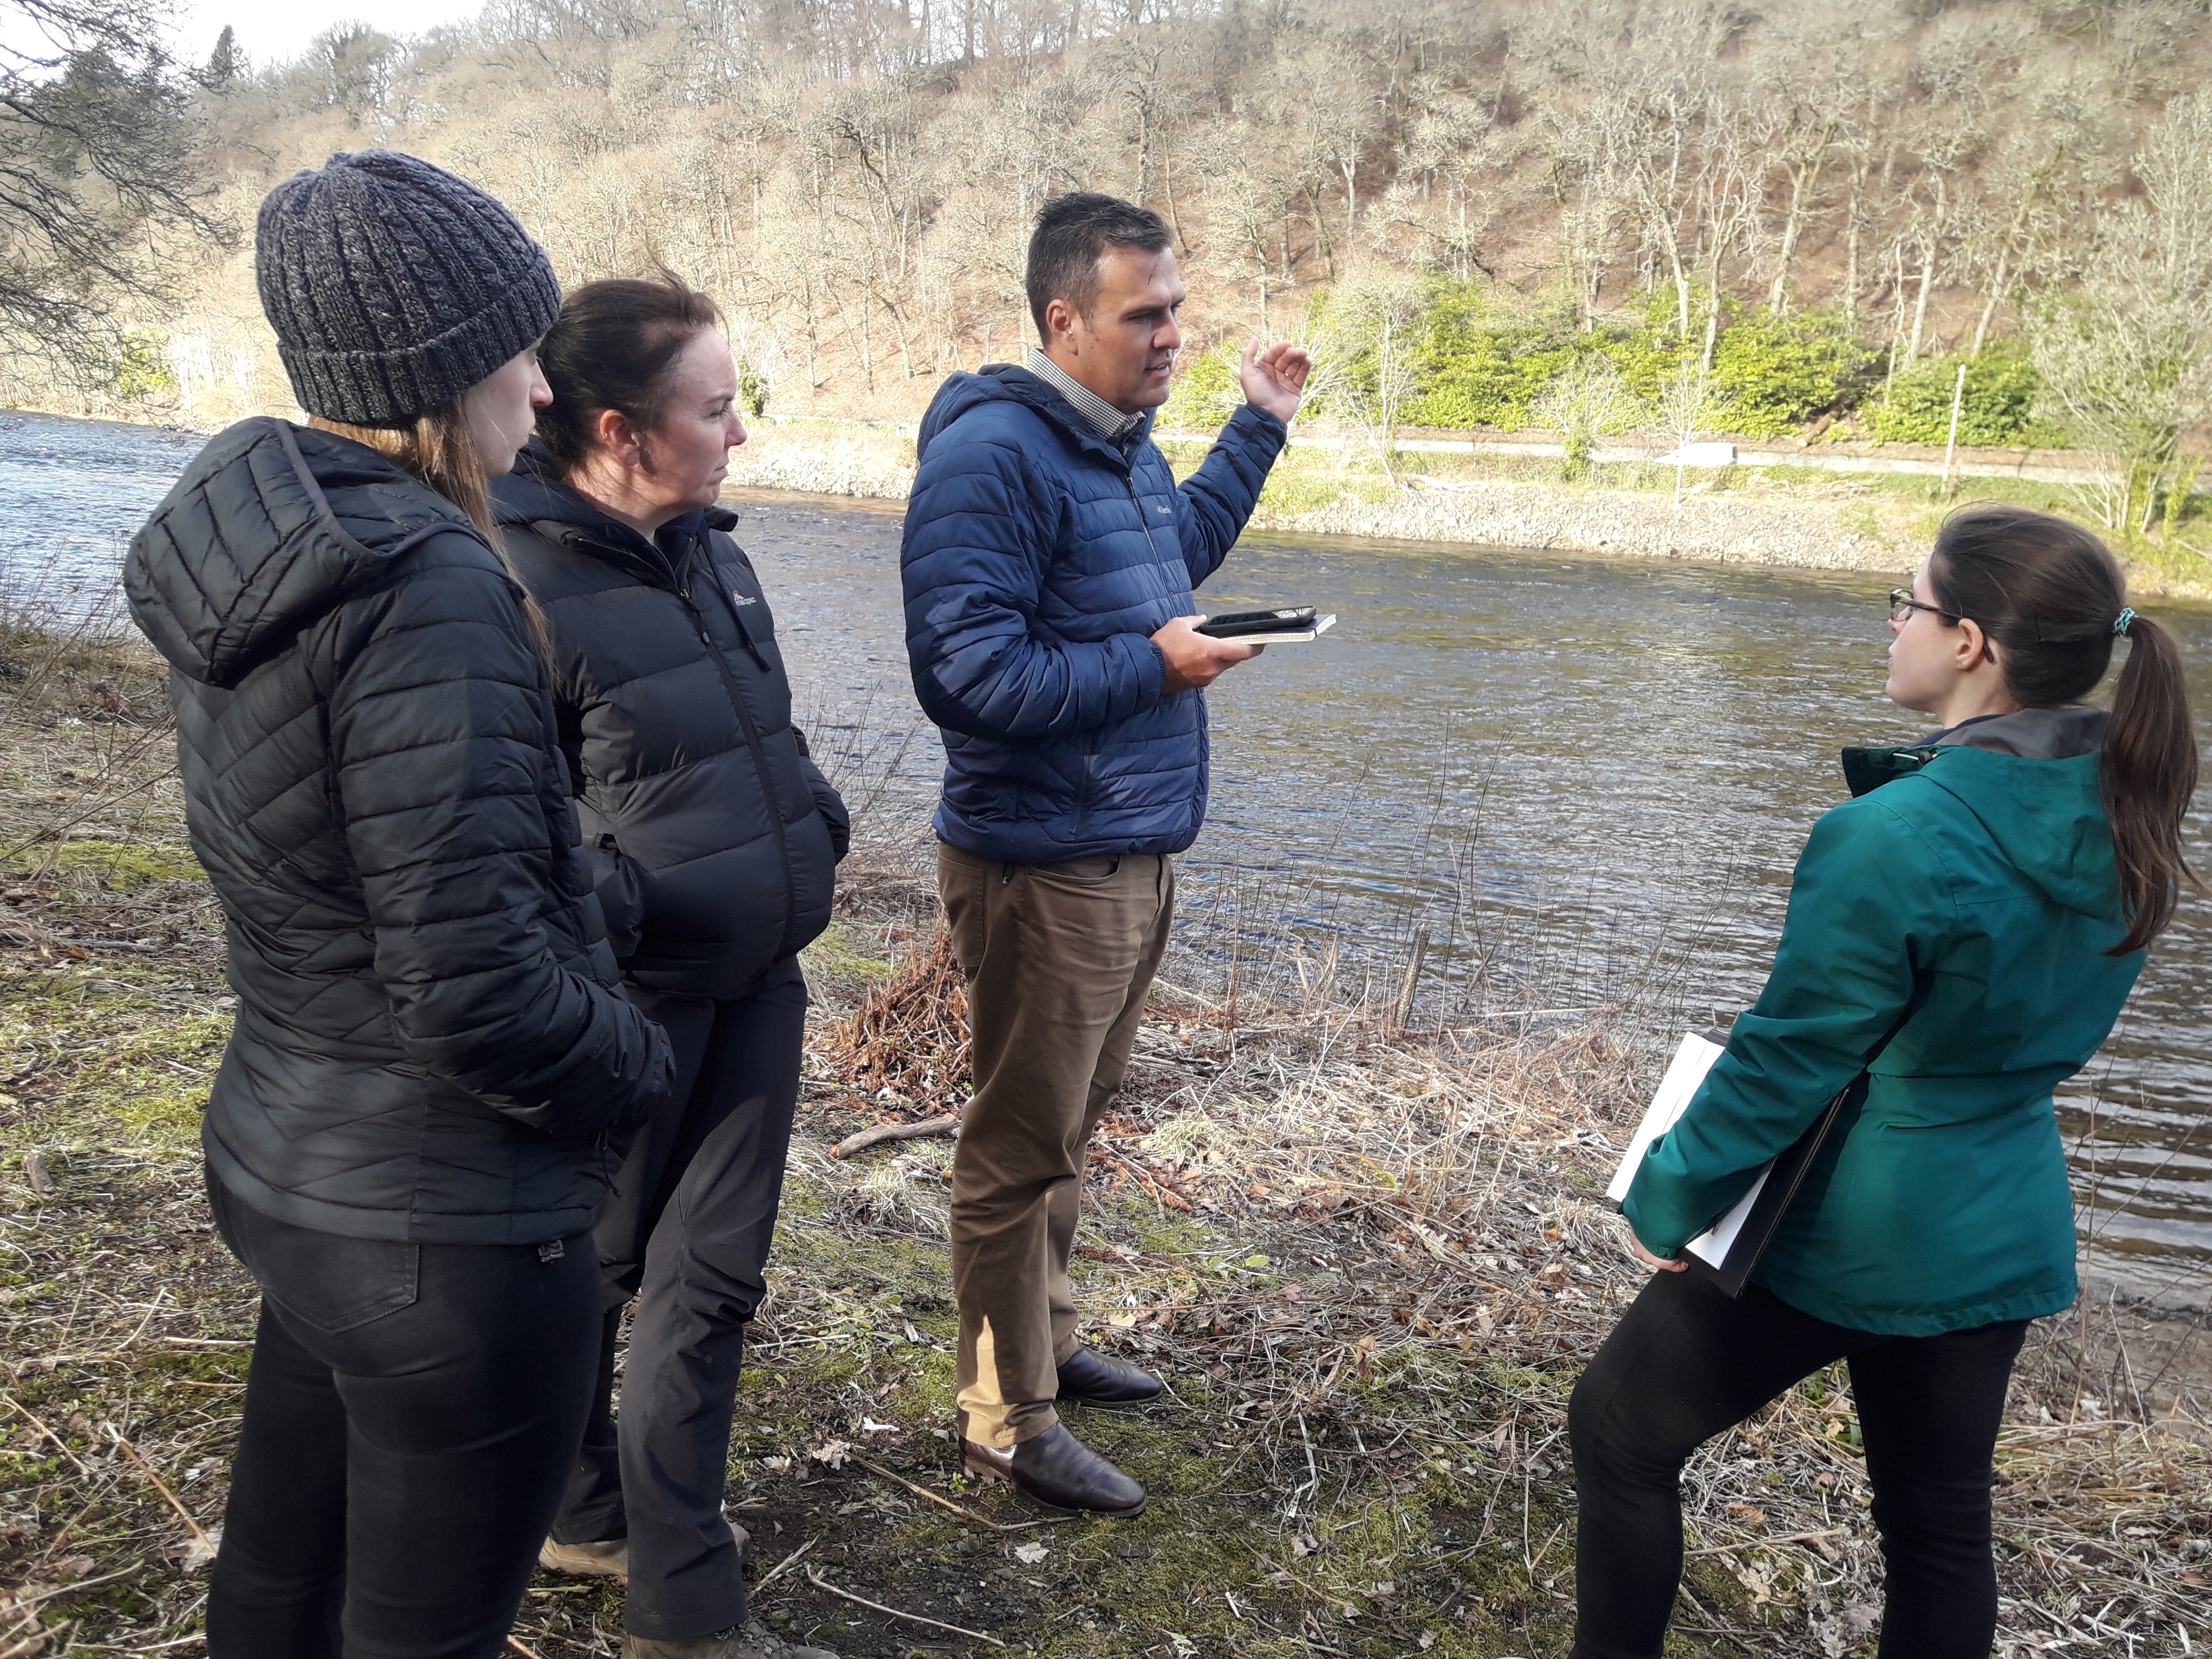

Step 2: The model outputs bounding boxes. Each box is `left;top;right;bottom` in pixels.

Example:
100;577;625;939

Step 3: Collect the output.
619;1619;835;1658
963;1422;1146;1518
1056;1343;1163;1407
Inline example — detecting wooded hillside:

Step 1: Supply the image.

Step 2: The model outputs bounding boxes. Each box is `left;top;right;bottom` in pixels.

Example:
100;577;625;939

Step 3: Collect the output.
16;0;2212;529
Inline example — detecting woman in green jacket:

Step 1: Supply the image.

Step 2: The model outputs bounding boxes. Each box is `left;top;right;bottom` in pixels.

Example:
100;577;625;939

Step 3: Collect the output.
1570;506;2199;1659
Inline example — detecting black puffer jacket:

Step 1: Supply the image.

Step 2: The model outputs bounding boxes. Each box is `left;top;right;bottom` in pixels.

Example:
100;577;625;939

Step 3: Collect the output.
491;451;847;1003
125;419;674;1245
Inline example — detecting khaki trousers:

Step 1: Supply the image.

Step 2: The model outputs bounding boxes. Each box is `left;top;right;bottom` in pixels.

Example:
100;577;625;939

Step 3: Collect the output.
938;840;1174;1450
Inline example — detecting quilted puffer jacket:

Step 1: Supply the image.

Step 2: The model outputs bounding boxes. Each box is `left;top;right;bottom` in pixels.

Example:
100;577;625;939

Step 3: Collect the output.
901;365;1286;864
124;419;674;1245
491;451;847;1002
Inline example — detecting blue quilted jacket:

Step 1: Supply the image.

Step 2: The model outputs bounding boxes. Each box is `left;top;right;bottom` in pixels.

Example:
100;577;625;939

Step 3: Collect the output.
901;365;1286;863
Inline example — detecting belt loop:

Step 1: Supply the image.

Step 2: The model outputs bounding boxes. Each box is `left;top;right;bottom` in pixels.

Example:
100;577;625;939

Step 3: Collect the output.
1000;862;1014;886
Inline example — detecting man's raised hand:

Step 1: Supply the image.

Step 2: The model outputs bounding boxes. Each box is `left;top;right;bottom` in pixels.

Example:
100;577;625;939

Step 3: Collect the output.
1152;614;1262;694
1239;338;1311;424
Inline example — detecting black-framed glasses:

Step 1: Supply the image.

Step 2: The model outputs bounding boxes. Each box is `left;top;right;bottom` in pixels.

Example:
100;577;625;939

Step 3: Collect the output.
1888;588;1959;625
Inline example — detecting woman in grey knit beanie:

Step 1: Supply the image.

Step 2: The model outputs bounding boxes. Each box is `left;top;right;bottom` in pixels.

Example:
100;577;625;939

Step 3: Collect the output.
124;152;674;1659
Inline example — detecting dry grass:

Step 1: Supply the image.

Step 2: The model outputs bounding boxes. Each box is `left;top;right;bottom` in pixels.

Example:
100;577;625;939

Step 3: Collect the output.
0;618;2207;1657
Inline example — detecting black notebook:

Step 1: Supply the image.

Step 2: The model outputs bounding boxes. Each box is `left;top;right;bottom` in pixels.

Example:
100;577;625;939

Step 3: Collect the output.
1610;1030;1852;1298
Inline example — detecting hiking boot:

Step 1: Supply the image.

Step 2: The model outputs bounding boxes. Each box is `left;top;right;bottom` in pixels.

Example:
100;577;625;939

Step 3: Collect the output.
541;1523;749;1585
620;1619;836;1658
962;1421;1147;1518
1056;1343;1163;1407
539;1535;629;1582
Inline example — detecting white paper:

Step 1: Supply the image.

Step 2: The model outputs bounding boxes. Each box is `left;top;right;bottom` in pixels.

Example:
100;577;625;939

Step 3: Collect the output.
1606;1032;1727;1204
1684;1167;1771;1266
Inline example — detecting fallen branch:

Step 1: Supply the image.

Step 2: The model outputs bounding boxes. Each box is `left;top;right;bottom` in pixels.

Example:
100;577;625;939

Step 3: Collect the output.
805;1567;1005;1647
752;1538;814;1591
852;1455;1068;1533
0;1393;86;1476
108;1428;215;1551
506;1637;543;1658
832;1114;961;1159
1684;1527;1845;1558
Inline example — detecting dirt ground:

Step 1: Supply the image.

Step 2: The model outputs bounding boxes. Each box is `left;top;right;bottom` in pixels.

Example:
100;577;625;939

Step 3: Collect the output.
2;628;2208;1658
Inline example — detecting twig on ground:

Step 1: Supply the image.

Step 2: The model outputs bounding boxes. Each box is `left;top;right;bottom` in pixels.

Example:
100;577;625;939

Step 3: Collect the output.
832;1114;961;1159
804;1567;1006;1646
752;1538;815;1591
851;1455;1069;1533
109;1426;215;1549
0;1391;87;1476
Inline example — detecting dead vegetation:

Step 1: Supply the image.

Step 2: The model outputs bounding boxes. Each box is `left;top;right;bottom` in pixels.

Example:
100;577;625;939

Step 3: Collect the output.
0;629;2207;1658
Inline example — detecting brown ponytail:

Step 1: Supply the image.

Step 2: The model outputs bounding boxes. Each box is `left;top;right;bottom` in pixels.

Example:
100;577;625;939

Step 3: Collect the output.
1927;505;2201;955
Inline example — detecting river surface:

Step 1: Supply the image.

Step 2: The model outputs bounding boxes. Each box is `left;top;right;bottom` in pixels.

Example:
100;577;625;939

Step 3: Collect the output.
8;407;2211;1299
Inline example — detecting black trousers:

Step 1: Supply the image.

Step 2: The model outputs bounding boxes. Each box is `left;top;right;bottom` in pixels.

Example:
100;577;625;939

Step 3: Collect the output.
550;959;808;1641
205;1178;599;1659
1568;1269;2028;1659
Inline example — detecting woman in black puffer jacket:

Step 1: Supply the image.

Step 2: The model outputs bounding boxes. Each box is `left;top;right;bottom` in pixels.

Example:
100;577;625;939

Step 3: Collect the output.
124;155;672;1659
490;274;845;1659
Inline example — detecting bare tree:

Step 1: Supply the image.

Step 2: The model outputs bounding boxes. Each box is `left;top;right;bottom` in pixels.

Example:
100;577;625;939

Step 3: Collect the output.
0;0;216;380
1305;270;1423;483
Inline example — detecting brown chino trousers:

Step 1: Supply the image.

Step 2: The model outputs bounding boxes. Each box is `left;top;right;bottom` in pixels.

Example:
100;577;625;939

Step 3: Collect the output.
938;840;1174;1451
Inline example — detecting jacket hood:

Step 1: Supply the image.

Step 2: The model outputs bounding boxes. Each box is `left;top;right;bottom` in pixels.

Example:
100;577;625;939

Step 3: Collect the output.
490;440;734;578
125;418;484;688
915;363;1152;469
1846;707;2117;920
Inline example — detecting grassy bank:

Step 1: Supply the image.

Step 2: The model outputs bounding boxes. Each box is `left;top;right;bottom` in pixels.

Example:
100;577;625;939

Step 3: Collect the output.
2;627;2209;1658
722;417;2212;600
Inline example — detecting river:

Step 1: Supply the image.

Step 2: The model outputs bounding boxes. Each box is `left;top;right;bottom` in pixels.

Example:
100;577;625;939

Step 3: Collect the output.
8;407;2210;1299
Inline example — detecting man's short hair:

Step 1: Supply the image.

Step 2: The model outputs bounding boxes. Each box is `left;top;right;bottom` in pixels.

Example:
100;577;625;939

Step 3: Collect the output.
1026;193;1172;340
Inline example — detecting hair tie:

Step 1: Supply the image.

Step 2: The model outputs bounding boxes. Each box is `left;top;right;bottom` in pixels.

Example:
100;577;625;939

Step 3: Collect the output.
2114;607;2138;637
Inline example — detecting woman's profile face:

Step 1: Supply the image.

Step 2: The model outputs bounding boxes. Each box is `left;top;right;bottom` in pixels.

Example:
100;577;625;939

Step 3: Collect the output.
1885;562;1955;714
637;328;749;511
462;345;554;477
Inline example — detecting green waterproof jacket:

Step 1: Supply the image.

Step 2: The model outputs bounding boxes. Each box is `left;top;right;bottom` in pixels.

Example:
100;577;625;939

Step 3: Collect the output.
1624;706;2142;1335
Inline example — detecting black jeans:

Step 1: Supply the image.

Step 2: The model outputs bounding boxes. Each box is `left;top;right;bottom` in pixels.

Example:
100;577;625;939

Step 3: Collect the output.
550;959;808;1641
205;1177;599;1659
1568;1269;2028;1659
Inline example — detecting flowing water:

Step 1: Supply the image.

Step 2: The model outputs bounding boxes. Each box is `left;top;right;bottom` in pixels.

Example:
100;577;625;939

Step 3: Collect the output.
8;407;2210;1298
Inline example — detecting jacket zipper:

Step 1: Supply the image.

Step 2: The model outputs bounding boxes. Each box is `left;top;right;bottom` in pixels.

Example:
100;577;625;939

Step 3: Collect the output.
676;559;801;958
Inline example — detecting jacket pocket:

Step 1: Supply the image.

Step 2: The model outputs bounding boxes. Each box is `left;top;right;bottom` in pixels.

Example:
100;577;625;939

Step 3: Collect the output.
587;835;646;963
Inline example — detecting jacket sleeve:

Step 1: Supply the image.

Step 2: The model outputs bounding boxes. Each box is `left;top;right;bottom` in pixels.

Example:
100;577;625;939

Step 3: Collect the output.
793;726;851;862
1173;403;1288;588
1624;795;1952;1256
327;550;672;1142
902;426;1167;742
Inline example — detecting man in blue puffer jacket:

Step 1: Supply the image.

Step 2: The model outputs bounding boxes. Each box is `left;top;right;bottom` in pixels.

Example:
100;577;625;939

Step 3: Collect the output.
902;192;1307;1516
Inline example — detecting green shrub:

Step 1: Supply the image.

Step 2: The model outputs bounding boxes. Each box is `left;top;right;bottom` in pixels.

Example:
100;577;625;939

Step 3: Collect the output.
1865;342;2053;447
1403;285;1587;431
1159;344;1242;432
1708;306;1870;438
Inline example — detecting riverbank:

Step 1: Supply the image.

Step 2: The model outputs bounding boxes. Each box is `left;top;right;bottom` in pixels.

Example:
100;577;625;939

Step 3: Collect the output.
2;623;2208;1656
18;401;2212;603
717;416;2212;601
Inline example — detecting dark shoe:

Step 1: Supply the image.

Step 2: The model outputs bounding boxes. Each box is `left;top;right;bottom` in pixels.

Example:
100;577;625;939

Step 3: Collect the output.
1056;1343;1163;1407
963;1422;1147;1518
621;1619;835;1658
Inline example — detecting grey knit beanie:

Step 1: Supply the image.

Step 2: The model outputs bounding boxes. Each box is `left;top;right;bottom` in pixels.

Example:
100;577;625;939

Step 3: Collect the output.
255;150;562;425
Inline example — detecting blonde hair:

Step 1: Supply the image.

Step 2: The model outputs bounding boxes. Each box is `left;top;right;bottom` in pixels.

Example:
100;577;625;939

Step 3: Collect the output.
309;405;553;663
309;404;493;537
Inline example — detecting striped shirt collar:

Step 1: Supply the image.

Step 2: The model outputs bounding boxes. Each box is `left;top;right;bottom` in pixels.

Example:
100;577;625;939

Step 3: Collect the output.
1024;348;1145;439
